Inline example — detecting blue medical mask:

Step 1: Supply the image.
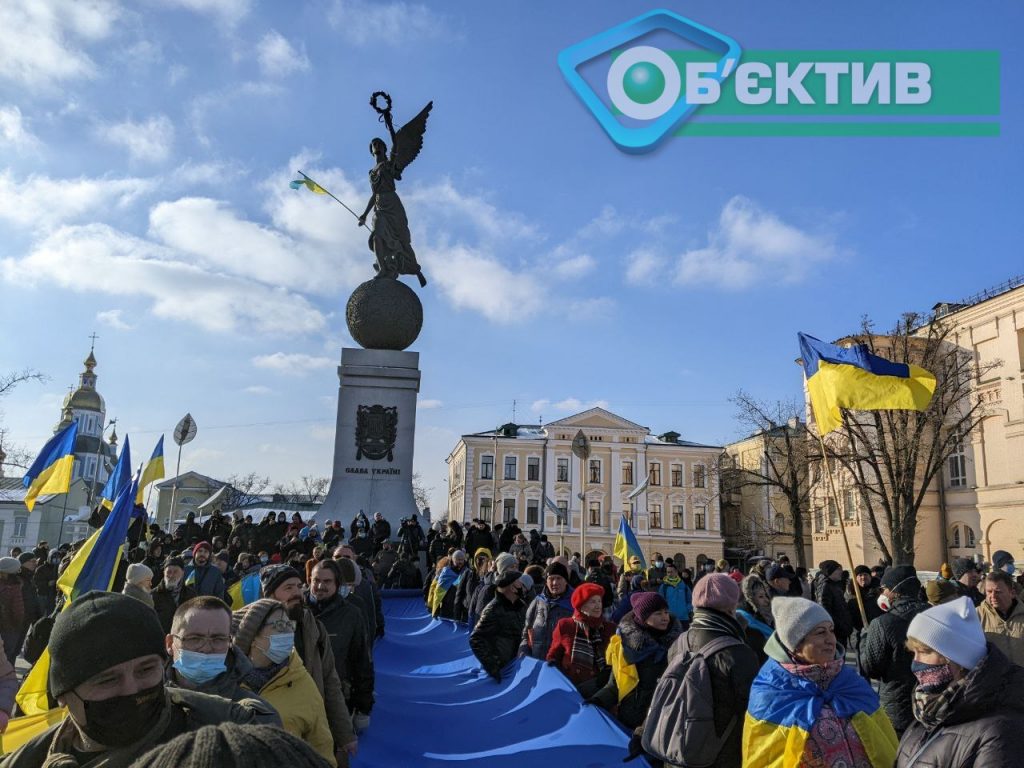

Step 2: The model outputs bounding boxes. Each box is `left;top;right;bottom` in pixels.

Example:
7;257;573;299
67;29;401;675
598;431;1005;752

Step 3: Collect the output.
173;649;227;684
261;634;294;664
339;585;352;599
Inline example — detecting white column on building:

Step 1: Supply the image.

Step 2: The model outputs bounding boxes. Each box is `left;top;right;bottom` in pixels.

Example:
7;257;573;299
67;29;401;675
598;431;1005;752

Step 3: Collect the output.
610;446;622;523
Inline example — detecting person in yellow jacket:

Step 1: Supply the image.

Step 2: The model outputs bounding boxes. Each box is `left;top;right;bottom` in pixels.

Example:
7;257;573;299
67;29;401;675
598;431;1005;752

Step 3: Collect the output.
232;598;337;767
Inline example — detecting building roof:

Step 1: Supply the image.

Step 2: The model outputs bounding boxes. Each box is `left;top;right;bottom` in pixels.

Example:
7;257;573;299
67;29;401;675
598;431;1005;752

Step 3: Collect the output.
545;407;648;432
155;471;226;490
0;477;57;505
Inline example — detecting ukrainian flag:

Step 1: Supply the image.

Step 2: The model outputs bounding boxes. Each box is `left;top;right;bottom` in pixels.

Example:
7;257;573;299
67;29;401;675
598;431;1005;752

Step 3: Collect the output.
798;332;936;435
98;435;131;511
743;657;898;767
613;514;646;570
290;171;328;194
228;571;262;609
22;422;78;512
15;473;140;717
427;566;465;617
135;435;165;504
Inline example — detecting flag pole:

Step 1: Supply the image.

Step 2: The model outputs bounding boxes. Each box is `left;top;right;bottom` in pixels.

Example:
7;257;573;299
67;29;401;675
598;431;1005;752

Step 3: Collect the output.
167;441;183;533
296;171;374;233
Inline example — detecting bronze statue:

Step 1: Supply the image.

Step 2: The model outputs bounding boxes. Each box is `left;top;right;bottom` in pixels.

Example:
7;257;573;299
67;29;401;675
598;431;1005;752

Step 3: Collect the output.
357;92;432;288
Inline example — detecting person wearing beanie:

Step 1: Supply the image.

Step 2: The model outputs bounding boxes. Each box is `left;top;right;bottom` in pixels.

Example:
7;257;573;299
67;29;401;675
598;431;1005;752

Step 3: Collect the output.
467;551;518;629
992;549;1016;574
657;561;694;628
427;547;470;620
589;588;683;729
847;565;883;651
453;548;491;625
546;581;616;698
950;556;983;606
469;570;530;681
186;540;227;602
897;596;1024;766
123;562;156;607
924;579;958;606
743;597;898;768
131;723;333;768
152;556;198;634
859;565;930;735
977;568;1024;667
738;575;774;663
811;559;854;648
3;591;269;768
230;599;339;766
519;561;575;658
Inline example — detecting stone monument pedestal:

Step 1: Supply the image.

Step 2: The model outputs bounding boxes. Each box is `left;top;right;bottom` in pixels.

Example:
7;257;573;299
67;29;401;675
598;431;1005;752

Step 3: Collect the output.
314;348;421;536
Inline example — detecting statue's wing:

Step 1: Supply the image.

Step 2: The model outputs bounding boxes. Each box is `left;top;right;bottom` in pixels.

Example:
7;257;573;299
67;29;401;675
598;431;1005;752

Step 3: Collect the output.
391;101;433;174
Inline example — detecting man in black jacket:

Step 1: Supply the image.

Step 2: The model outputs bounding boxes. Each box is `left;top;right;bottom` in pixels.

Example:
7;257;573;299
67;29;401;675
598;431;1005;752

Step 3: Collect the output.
152;557;198;634
370;512;391;554
812;560;853;648
464;519;492;557
469;570;531;680
186;542;226;602
951;557;983;606
858;565;929;735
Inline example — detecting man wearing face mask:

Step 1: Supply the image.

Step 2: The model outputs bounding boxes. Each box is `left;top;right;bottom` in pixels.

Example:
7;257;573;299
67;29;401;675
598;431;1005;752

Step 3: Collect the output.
153;556;198;634
646;553;666;588
858;565;929;736
164;595;281;724
309;560;374;733
260;564;357;765
1;591;268;768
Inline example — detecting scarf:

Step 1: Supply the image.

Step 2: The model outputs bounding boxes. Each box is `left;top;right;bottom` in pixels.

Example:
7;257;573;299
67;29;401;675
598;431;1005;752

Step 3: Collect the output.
569;613;607;672
662;574;681;587
781;658;872;768
911;665;969;729
241;658;289;694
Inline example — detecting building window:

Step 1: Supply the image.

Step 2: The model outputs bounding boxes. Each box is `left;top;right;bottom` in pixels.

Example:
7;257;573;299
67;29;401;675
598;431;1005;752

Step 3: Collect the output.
557;501;568;523
623;501;634;524
815;508;824;533
527;457;540;481
557;458;569;482
966;526;976;547
947;437;967;487
671;464;683;487
694;506;707;530
589;459;601;484
622;460;633;485
693;464;706;489
589;501;602;527
504;456;517;480
952;525;961;548
481;455;494;480
527;499;539;525
843;489;855;520
774;513;786;533
828;498;838;527
650;503;662;529
503;498;516;522
649;462;661;486
672;504;684;529
13;517;27;538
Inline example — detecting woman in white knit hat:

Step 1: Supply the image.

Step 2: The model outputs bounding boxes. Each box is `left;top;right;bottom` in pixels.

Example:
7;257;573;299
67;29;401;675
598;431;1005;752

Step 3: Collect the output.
123;562;155;608
896;595;1024;766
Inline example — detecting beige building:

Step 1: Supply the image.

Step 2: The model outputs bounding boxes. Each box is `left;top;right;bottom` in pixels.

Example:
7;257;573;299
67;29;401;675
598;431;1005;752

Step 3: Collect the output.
721;419;813;567
809;277;1024;569
445;407;724;569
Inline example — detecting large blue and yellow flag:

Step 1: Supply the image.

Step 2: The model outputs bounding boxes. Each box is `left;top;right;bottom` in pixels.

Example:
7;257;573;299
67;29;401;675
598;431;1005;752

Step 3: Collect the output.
15;472;140;717
98;435;131;511
613;514;646;570
798;332;937;434
22;422;78;512
135;435;165;504
228;571;262;609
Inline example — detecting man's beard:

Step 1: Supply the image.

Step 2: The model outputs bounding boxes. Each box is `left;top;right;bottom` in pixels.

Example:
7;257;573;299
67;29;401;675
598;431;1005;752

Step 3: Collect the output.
286;601;304;621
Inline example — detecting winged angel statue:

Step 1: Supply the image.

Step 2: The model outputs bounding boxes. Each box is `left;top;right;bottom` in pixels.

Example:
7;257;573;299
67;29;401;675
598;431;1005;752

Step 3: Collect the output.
357;92;432;288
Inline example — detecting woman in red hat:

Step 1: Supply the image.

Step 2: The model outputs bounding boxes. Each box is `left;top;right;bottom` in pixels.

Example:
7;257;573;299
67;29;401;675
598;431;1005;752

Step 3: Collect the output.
546;582;616;698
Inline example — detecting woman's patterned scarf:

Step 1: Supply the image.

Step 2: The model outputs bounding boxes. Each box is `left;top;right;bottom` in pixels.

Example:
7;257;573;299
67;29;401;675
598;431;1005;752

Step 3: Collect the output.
912;666;970;729
569;613;607;672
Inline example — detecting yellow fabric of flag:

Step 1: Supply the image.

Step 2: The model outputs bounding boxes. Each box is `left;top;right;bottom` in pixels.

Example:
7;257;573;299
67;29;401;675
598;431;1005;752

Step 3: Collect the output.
0;707;67;754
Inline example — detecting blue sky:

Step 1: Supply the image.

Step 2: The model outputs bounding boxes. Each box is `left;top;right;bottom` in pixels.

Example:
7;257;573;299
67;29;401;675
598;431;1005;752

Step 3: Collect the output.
0;0;1021;517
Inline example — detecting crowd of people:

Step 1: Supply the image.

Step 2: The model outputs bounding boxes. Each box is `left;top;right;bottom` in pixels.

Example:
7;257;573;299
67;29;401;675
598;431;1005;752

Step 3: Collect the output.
4;504;1024;767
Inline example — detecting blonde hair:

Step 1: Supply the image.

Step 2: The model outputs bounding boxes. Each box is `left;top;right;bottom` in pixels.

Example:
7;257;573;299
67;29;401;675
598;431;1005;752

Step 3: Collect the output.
905;635;949;661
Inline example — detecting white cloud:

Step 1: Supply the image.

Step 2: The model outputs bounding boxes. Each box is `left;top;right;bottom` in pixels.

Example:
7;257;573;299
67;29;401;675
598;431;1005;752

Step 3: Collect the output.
674;196;838;290
567;297;615;321
243;385;273;395
551;253;595;280
419;399;442;409
0;0;119;90
257;31;309;78
251;353;334;375
328;0;448;46
98;115;175;163
156;0;251;25
309;424;335;441
96;308;133;330
0;170;153;231
578;205;626;239
406;178;538;243
170;160;245;187
530;397;610;416
1;223;326;334
625;248;667;286
0;106;40;149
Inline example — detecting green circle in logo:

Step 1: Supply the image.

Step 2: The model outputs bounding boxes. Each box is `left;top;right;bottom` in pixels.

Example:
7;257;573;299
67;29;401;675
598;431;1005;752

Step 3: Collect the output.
622;61;666;105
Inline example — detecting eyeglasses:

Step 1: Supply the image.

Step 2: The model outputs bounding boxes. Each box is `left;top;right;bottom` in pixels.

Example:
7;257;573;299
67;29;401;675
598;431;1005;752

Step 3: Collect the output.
264;619;296;633
174;633;231;652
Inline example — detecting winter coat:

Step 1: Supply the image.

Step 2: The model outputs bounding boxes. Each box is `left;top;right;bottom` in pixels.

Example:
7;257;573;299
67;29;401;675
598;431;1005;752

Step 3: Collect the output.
202;514;232;543
664;608;760;768
371;519;391;547
498;525;520;553
657;578;693;624
585;572;616;609
454;568;482;623
310;593;374;714
355;568;384;639
469;592;527;677
470;572;499;627
295;606;356;751
384;558;422;589
535;540;555;562
122;582;155;608
519;587;574;657
0;581;24;636
591;611;684;729
953;579;983;606
813;571;853;642
151;582;198;635
977;598;1024;668
186;563;227;602
372;548;398;583
509;541;533;564
164;646;281;726
848;580;884;631
0;635;16;717
248;650;337;766
859;596;930;734
464;525;493;558
736;602;773;664
896;643;1024;767
546;615;616;697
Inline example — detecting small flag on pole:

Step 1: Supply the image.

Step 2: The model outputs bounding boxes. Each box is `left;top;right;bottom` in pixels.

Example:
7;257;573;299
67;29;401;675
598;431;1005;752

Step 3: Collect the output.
626;471;652;501
543;495;566;524
290;170;328;195
98;435;131;511
22;422;78;511
136;435;166;504
613;514;646;570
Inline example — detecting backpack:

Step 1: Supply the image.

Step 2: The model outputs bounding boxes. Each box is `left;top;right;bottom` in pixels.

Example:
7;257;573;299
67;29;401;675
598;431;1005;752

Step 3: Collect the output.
640;631;743;768
22;606;59;665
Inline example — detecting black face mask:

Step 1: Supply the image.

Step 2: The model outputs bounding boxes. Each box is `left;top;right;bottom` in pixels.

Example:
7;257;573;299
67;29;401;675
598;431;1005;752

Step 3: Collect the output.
79;682;166;747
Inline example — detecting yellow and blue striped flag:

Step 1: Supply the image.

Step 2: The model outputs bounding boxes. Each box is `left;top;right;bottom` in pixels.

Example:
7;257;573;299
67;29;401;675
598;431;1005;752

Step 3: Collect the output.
22;422;78;511
227;571;262;609
98;435;131;511
612;514;646;570
798;332;937;434
135;435;165;504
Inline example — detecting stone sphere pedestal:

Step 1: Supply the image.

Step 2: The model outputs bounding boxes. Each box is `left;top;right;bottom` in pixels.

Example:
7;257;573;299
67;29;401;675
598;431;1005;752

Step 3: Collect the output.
346;278;423;351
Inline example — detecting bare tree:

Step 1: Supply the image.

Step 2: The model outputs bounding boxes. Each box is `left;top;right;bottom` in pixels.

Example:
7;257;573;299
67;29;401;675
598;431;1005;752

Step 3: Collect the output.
726;392;816;568
823;313;999;566
412;471;431;511
272;475;330;503
222;472;272;511
0;369;49;476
